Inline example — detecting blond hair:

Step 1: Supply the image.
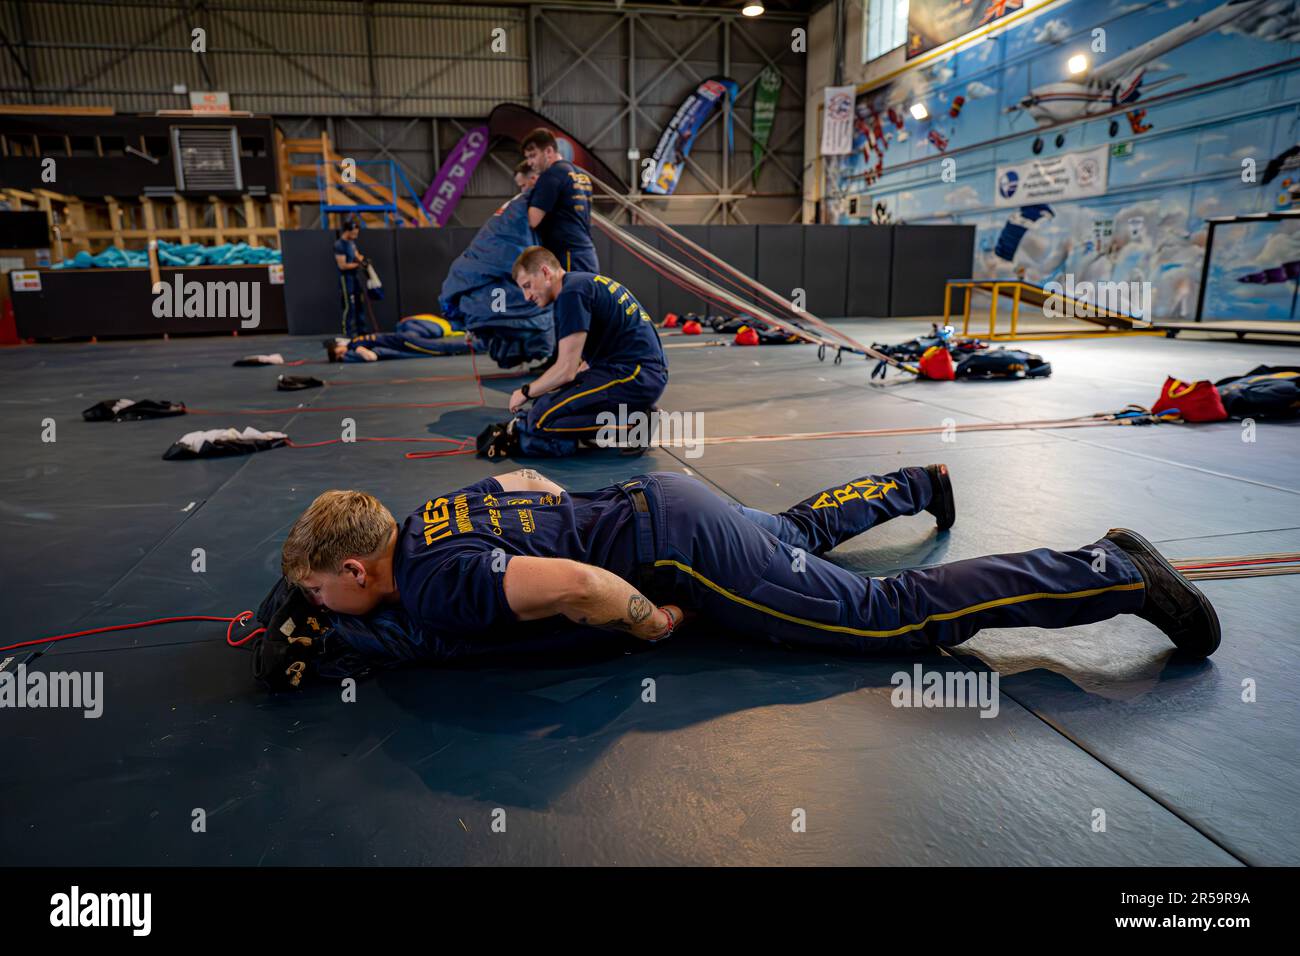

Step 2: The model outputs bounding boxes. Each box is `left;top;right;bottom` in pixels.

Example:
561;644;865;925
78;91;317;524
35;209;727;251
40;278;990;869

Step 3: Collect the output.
512;245;561;280
281;489;396;583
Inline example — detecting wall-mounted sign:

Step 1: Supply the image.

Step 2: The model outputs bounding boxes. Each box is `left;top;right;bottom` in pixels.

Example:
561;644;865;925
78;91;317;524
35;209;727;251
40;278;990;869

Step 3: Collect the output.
11;271;41;291
189;91;231;114
995;145;1109;207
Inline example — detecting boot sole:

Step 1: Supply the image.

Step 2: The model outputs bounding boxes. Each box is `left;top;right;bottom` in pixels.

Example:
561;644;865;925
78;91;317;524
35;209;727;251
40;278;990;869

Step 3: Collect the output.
1107;527;1221;658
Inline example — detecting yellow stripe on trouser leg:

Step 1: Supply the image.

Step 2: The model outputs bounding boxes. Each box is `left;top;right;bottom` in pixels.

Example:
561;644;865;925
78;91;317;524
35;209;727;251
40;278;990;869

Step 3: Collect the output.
535;365;642;430
653;558;1143;640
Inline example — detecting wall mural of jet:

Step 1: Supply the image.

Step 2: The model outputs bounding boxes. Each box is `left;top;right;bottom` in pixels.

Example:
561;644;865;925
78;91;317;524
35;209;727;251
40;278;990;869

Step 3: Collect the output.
1006;0;1264;130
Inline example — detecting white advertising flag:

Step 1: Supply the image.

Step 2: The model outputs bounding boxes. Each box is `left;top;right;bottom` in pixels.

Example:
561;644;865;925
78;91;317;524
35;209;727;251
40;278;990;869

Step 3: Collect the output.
821;86;856;156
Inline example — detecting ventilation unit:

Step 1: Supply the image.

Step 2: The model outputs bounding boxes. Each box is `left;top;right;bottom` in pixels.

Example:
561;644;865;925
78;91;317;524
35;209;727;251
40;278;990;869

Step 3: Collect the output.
171;126;243;192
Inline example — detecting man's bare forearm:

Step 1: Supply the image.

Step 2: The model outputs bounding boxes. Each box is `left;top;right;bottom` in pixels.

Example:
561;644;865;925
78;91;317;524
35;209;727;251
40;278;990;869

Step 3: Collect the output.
557;562;672;641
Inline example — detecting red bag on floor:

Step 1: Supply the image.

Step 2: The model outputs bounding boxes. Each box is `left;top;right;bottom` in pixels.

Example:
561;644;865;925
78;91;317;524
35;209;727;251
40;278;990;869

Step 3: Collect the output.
918;345;955;380
1152;377;1227;422
734;327;759;346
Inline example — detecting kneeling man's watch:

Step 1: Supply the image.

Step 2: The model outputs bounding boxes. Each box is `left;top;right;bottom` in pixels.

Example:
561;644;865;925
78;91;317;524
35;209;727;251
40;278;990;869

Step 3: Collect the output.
521;383;532;399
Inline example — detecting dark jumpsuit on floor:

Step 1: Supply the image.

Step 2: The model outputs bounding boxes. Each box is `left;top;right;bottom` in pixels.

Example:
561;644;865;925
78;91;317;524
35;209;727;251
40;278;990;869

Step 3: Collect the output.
391;469;1146;658
515;272;668;457
342;316;470;361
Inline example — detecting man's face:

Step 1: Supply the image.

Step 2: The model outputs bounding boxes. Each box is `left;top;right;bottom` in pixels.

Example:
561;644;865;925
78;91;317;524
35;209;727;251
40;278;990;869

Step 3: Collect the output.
523;144;556;173
516;265;558;307
514;170;538;191
298;560;381;616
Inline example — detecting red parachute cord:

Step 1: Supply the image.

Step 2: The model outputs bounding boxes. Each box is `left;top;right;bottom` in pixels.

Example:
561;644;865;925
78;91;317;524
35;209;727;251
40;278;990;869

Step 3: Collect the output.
282;338;485;457
0;613;263;654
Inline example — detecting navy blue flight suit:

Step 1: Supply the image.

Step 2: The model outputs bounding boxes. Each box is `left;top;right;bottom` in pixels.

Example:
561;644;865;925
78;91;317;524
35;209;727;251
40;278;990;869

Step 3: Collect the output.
335;236;367;338
390;468;1146;659
529;159;598;273
516;272;668;457
343;316;469;361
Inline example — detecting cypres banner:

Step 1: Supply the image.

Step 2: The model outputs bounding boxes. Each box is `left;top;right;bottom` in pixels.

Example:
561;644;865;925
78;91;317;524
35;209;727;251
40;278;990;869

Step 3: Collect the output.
751;66;782;188
422;126;489;226
821;86;855;156
643;76;739;195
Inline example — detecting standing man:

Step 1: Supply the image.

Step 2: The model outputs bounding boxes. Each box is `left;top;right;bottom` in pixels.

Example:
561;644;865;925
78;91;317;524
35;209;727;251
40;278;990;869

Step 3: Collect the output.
477;246;667;458
522;128;598;274
334;217;369;338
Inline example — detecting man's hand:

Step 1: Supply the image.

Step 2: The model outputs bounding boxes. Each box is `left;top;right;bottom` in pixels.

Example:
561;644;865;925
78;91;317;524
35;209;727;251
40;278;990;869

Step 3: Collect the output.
356;345;378;362
509;388;529;413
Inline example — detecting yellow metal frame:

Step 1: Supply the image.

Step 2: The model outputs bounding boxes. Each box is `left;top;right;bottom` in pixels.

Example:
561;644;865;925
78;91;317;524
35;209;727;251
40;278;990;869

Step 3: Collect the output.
944;279;1164;341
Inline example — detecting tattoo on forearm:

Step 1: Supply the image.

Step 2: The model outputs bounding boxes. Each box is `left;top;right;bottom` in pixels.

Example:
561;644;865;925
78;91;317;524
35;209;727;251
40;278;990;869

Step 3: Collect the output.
579;593;656;634
517;468;543;481
628;594;652;625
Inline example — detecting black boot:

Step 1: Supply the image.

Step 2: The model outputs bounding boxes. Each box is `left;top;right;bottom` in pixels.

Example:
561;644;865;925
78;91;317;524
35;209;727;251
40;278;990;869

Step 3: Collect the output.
1104;528;1221;658
924;463;956;531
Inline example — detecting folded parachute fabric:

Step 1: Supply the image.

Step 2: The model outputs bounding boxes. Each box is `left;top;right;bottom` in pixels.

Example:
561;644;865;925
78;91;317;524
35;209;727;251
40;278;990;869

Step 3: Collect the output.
55;240;282;269
955;348;1051;379
1215;365;1300;420
439;192;555;368
83;398;187;422
233;353;286;366
163;426;288;460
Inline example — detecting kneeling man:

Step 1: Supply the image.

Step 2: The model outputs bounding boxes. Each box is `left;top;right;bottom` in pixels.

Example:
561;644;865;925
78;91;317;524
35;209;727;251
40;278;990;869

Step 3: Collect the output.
480;246;668;458
281;465;1220;671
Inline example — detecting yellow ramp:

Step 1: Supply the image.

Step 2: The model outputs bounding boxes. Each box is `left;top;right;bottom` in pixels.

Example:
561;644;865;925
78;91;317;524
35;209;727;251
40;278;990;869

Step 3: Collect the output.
945;279;1160;340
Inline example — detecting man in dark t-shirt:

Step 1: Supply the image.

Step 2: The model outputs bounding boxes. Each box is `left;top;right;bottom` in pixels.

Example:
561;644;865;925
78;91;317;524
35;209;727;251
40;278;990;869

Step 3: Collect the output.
333;218;369;338
279;465;1220;674
484;245;667;458
522;128;598;273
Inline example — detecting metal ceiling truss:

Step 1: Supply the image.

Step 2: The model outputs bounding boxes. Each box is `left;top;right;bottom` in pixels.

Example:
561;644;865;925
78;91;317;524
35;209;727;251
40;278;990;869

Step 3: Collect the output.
532;1;805;224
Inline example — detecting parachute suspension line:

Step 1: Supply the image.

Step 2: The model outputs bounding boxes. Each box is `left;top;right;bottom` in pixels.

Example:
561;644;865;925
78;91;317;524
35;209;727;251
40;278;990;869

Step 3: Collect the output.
597;219;781;321
591;212;910;372
591;179;870;354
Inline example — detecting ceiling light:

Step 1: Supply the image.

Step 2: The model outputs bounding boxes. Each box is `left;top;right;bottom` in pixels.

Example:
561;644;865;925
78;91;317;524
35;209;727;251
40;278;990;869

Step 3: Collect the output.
909;102;929;121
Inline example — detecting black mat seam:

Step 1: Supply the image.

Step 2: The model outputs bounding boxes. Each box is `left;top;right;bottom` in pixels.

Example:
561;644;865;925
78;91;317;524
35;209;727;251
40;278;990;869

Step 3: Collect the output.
670;433;1245;863
941;645;1254;867
1037;430;1300;497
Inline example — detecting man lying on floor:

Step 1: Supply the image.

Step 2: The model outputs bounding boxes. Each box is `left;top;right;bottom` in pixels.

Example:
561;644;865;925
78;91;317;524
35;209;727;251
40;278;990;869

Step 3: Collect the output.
476;245;668;458
265;464;1220;686
325;314;470;362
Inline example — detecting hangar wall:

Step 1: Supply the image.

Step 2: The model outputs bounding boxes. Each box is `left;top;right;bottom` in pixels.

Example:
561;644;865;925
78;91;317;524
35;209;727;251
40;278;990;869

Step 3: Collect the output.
0;0;807;226
806;0;1300;322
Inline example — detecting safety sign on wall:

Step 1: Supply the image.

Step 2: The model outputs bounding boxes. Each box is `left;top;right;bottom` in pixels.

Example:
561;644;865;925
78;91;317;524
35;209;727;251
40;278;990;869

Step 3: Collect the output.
11;271;42;292
995;145;1109;208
